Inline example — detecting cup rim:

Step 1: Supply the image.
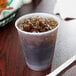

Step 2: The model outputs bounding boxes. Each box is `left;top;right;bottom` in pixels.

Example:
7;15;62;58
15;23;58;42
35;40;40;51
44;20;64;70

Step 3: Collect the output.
15;13;60;36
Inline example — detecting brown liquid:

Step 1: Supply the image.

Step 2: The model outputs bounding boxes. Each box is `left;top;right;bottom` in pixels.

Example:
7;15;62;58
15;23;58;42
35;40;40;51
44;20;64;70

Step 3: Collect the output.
18;16;58;33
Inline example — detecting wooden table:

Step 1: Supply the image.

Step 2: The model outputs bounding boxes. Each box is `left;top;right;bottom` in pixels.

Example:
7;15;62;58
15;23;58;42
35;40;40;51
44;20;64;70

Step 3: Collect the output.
0;0;76;76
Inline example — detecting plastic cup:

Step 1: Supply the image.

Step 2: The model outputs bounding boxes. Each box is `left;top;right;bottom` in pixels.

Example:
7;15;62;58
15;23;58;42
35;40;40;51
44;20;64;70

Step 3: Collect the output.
15;13;60;71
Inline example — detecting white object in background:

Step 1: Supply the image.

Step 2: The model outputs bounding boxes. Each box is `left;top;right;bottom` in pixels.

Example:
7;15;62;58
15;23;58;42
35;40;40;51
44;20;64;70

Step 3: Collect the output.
47;55;76;76
23;0;32;4
54;0;76;19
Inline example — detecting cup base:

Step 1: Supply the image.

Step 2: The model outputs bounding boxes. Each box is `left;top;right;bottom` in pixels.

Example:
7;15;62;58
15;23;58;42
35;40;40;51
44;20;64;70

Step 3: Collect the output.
26;61;51;71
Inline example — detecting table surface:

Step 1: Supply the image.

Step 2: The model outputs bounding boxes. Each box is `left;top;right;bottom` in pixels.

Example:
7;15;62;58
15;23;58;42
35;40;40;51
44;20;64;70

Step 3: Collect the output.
0;0;76;76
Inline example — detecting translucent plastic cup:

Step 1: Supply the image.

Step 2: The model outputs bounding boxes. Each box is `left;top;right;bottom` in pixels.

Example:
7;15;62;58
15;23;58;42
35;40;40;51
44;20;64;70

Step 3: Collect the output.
15;13;60;71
